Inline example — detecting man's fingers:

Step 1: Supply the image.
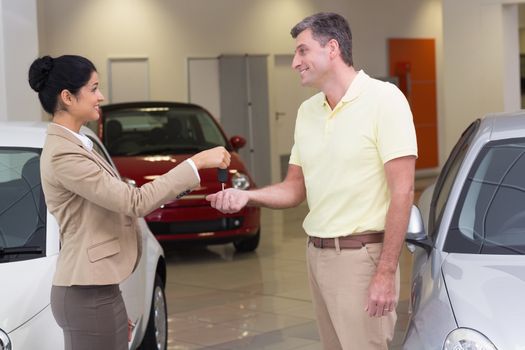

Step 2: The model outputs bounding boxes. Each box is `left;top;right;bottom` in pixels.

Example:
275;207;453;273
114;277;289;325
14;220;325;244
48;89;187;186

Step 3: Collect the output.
219;191;234;213
206;193;220;209
365;298;377;317
366;295;395;317
224;192;231;210
207;189;246;214
205;193;216;204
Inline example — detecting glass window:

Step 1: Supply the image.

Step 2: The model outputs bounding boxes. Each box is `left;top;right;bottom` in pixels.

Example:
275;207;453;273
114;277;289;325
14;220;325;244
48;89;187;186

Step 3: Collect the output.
445;139;525;254
196;113;226;146
102;106;228;156
85;120;98;135
0;148;46;262
88;136;112;164
428;120;480;241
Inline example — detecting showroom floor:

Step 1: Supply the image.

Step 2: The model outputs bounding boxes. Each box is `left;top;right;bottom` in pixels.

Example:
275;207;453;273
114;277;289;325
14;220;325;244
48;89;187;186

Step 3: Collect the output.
163;177;435;349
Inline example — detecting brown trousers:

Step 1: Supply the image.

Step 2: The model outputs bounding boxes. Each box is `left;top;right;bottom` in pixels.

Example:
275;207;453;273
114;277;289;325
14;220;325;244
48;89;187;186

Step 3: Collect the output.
307;240;399;350
50;284;128;350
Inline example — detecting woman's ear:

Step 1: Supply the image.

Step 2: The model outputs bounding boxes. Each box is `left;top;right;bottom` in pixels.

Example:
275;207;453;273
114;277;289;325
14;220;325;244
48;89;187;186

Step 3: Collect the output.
59;89;74;107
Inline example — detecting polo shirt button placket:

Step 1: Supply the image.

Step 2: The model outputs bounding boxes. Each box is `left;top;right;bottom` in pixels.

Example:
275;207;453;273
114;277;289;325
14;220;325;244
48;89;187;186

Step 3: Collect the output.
325;114;335;136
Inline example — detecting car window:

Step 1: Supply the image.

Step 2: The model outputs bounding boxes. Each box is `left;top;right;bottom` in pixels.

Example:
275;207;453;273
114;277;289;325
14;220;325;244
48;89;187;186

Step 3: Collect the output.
87;136;112;164
428;120;480;241
0;148;46;262
85;120;99;135
445;138;525;254
196;112;227;146
102;106;228;156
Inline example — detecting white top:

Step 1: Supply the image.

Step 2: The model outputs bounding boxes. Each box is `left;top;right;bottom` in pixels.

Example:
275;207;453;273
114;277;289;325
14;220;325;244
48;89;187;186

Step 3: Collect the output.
54;123;93;152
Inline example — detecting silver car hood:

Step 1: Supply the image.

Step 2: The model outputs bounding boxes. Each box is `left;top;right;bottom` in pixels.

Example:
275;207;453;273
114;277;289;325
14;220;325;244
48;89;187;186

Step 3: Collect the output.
442;253;525;348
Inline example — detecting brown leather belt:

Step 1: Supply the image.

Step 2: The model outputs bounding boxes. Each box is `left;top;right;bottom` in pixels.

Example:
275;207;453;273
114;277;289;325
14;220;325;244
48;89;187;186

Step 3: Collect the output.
308;231;384;249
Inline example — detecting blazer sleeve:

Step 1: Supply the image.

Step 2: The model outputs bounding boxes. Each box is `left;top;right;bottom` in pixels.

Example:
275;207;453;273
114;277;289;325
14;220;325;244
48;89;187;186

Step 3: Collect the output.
50;150;200;217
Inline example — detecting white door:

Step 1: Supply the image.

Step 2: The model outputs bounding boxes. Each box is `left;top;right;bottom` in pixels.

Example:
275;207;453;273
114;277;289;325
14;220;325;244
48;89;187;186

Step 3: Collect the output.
108;58;149;103
188;57;222;121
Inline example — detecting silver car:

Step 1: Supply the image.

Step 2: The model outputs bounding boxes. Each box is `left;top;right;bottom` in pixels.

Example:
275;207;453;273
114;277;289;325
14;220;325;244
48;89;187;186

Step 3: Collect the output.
403;112;525;350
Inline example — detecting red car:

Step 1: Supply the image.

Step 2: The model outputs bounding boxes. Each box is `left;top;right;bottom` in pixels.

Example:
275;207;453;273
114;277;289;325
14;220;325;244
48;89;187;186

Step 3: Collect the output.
88;101;261;252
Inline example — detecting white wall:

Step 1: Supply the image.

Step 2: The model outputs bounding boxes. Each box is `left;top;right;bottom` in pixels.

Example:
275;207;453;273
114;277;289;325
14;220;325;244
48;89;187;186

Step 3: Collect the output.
37;0;442;106
503;5;520;112
0;2;6;121
0;0;41;121
442;0;524;159
8;0;525;173
36;0;443;180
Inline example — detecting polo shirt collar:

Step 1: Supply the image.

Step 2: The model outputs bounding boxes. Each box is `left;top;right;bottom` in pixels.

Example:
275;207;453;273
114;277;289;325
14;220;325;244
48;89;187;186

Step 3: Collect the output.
321;69;369;108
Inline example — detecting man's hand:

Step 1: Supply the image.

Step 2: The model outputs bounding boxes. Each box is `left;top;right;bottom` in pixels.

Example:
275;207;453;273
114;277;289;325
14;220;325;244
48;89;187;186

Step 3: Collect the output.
365;271;397;317
206;188;249;213
363;155;415;318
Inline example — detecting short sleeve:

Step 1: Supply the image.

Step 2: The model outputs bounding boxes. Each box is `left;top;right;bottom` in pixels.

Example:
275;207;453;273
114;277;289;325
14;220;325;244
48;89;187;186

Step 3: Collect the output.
289;143;301;166
289;103;304;166
376;84;418;163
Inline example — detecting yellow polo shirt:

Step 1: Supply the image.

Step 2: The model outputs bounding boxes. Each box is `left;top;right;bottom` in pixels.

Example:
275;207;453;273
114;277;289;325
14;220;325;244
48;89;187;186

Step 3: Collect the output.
289;70;417;238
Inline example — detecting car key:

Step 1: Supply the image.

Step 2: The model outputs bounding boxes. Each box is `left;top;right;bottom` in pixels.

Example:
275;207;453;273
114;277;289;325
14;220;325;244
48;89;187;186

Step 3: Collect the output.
218;168;228;192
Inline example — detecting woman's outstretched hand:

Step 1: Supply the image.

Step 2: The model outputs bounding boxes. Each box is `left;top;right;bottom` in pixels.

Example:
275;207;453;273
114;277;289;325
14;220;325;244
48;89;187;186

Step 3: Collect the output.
190;146;231;170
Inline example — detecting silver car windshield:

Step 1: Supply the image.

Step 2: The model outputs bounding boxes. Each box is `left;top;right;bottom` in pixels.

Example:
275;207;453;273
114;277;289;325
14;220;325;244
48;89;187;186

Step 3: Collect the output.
99;107;228;156
446;139;525;254
0;148;46;262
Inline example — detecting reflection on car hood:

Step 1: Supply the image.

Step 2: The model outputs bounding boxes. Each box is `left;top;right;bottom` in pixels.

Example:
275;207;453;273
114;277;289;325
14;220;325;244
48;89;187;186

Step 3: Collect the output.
443;253;525;347
0;256;57;333
112;152;248;189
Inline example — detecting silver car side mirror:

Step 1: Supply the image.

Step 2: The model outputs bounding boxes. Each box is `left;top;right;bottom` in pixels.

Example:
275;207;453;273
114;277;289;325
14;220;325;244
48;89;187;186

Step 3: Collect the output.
405;205;432;254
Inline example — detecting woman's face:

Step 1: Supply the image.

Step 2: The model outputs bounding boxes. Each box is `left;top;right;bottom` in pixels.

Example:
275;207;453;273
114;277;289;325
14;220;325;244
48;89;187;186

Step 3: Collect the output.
70;71;104;122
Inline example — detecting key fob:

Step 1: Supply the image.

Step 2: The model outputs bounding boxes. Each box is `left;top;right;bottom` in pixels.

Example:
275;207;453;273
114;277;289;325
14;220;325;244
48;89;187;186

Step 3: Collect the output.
218;168;228;183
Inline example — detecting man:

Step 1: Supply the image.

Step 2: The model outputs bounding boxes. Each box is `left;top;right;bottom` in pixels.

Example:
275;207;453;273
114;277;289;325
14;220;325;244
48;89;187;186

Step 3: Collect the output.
207;12;417;349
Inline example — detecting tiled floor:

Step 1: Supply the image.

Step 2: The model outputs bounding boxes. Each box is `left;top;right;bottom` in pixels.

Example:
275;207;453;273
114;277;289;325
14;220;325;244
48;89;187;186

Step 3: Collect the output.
163;177;434;349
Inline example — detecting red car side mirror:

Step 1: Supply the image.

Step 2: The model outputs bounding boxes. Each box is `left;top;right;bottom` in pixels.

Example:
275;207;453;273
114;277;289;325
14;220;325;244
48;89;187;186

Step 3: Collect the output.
230;136;246;151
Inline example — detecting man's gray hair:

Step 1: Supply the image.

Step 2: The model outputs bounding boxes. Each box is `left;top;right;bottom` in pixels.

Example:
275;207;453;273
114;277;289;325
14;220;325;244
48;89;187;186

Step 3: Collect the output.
290;12;353;67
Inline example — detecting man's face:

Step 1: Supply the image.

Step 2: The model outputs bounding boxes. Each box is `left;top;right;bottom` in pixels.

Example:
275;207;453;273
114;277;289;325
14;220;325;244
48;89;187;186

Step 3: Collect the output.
292;29;331;87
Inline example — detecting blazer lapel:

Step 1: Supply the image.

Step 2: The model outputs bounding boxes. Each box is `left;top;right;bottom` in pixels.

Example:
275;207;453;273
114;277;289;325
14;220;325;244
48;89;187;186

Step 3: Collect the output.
47;123;119;178
91;149;119;178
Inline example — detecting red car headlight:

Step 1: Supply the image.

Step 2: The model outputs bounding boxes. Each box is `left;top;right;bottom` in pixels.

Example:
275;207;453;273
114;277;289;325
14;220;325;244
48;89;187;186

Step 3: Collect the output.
232;173;250;190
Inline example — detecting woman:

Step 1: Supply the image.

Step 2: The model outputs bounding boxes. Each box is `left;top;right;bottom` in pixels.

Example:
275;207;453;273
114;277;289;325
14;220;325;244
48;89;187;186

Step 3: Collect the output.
28;55;230;350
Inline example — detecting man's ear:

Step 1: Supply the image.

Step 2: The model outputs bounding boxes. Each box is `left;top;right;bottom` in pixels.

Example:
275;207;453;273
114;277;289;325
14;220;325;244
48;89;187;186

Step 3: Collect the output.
59;89;74;107
327;39;340;59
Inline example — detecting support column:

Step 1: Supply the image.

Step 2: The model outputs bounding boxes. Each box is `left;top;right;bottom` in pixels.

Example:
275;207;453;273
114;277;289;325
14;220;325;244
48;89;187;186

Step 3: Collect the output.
0;0;41;121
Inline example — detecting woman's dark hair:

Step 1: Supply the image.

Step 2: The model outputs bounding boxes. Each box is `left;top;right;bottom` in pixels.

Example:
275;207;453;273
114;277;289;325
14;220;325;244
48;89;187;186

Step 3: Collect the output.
28;55;97;114
291;12;353;67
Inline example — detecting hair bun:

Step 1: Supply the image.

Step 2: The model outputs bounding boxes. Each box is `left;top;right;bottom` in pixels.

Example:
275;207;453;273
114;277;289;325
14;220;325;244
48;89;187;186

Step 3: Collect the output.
28;56;54;92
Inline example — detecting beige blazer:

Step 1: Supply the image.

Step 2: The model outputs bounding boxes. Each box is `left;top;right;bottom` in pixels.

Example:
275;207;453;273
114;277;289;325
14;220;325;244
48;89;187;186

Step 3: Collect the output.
40;124;199;286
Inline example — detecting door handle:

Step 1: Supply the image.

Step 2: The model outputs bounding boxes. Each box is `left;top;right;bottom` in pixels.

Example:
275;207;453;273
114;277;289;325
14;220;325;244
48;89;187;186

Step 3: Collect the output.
275;112;286;121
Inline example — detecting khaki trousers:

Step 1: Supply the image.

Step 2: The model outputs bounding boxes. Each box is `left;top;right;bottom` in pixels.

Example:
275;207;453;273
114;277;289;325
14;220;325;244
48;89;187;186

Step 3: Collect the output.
307;240;400;350
50;284;128;350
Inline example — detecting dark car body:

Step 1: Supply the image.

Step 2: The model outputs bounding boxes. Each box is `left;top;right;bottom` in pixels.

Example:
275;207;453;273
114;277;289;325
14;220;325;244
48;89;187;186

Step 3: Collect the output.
88;102;261;252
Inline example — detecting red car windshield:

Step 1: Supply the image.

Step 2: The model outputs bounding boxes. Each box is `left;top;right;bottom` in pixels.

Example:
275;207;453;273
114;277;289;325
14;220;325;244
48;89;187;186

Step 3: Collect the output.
100;106;228;156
